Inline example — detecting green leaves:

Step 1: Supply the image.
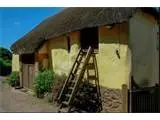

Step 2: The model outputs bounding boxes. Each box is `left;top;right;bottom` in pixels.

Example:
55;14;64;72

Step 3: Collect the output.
34;70;55;94
0;47;12;60
0;47;12;76
7;71;19;86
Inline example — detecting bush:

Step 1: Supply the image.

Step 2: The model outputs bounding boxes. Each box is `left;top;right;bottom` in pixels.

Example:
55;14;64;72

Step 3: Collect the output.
34;70;55;97
7;71;19;87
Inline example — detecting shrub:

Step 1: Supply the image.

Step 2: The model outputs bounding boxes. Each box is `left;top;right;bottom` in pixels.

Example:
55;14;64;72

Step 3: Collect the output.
7;71;19;87
34;70;55;97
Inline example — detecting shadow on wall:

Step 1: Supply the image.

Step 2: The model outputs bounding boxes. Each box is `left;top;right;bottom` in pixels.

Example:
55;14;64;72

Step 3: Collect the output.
131;76;150;88
139;78;150;87
99;23;129;45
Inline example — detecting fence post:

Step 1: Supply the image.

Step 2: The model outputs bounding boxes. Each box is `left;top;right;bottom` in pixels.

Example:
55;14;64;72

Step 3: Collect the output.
121;84;128;112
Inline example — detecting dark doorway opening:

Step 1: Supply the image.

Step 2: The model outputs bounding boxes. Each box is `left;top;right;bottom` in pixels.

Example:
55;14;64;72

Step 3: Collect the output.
80;27;98;50
21;54;35;64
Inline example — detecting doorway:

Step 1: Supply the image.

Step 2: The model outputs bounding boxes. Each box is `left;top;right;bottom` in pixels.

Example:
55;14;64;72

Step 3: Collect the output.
80;27;98;50
21;54;35;89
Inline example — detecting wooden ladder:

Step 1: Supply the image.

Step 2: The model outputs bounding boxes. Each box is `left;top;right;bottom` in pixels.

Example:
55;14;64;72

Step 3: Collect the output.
57;46;93;112
86;53;102;112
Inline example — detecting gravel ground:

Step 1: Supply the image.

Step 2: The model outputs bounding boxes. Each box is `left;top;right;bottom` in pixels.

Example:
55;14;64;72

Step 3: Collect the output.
0;78;58;113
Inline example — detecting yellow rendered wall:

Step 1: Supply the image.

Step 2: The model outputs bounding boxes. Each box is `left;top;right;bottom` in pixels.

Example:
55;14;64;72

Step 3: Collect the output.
47;32;80;75
97;23;130;89
45;23;130;89
44;24;130;89
12;54;20;71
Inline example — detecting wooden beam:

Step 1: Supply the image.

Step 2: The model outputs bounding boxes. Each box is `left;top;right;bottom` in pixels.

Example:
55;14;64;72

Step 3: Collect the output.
121;84;128;112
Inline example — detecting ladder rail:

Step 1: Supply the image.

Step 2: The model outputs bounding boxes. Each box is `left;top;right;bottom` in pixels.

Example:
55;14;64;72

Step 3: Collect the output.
68;46;93;105
57;48;82;102
93;54;102;111
94;55;101;98
72;53;84;75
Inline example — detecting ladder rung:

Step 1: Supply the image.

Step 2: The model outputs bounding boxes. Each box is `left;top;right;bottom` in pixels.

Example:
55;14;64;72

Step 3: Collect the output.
62;101;69;106
78;67;83;70
71;73;77;76
68;87;74;90
76;60;80;63
87;63;95;69
71;74;79;79
68;79;76;82
65;94;71;97
77;61;84;64
68;81;76;85
79;52;84;55
88;76;97;80
88;83;96;87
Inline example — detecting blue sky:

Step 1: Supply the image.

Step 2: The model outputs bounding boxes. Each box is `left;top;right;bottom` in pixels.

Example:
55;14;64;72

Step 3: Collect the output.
0;7;63;50
0;7;159;51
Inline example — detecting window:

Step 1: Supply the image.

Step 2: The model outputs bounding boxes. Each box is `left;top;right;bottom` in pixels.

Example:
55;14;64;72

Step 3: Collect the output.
67;35;71;53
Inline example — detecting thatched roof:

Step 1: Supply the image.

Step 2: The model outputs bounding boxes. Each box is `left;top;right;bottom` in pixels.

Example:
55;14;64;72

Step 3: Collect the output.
10;7;158;55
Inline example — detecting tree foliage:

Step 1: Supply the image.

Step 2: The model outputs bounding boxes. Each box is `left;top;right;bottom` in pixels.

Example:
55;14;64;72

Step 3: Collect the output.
0;47;12;76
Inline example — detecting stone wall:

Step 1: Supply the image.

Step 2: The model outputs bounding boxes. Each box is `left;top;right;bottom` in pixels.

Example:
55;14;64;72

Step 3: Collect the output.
100;85;128;112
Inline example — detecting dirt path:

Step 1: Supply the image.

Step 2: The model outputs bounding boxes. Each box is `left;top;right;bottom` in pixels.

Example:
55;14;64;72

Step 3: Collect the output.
0;79;58;112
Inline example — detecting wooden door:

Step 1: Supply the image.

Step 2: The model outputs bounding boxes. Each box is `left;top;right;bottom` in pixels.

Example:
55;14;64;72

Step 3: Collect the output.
28;64;35;89
22;64;29;88
22;64;35;89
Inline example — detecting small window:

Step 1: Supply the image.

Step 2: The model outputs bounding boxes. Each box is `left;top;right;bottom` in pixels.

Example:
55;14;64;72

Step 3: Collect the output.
21;54;35;64
67;35;71;53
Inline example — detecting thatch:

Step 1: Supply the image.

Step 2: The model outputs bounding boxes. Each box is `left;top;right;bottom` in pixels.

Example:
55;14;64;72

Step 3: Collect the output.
10;7;158;54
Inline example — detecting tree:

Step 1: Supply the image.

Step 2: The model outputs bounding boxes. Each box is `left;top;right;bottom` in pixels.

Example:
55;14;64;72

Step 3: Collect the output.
0;47;12;76
0;47;12;60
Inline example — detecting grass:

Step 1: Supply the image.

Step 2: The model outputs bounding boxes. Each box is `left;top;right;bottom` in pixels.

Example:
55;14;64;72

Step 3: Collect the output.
1;79;10;88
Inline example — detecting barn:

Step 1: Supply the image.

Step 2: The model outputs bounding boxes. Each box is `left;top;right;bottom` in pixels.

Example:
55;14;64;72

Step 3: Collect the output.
11;7;159;112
